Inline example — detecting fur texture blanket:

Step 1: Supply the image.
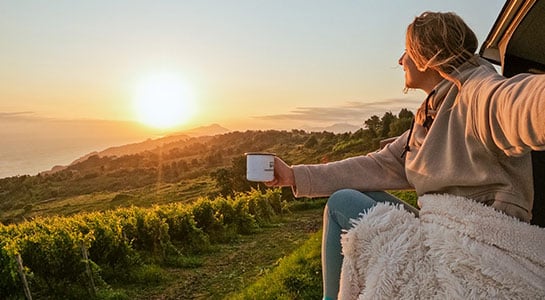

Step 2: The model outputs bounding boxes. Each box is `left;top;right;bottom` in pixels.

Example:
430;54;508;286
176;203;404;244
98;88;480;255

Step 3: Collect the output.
339;194;545;299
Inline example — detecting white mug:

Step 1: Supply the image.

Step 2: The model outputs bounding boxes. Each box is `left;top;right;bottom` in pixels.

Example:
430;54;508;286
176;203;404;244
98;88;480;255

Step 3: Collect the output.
245;152;275;182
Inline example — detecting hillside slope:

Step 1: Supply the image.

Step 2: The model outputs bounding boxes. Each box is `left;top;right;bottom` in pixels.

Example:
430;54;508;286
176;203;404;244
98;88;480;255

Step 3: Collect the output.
0;109;414;223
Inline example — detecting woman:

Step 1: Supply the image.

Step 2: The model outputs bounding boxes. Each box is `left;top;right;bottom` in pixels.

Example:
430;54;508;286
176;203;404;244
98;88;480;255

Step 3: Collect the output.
267;11;545;300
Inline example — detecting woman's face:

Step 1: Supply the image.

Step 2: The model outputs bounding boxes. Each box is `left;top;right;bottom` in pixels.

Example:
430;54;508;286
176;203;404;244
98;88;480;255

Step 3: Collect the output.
398;51;429;90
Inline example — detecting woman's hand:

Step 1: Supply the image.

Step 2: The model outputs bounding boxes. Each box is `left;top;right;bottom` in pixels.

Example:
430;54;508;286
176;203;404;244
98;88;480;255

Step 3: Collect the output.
265;156;296;187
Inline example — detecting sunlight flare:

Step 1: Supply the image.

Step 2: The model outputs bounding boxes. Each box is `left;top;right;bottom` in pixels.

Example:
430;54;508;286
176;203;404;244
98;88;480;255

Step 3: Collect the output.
133;72;197;129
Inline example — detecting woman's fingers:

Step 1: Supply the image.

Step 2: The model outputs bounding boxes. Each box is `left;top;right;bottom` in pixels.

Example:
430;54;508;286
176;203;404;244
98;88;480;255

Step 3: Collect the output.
262;157;294;187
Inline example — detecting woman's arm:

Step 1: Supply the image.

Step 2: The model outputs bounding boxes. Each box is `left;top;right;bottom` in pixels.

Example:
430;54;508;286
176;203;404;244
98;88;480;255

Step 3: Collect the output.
467;72;545;156
290;130;413;198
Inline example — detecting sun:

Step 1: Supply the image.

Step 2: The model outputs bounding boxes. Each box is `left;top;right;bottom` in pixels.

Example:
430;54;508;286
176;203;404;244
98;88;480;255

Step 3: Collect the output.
133;72;196;129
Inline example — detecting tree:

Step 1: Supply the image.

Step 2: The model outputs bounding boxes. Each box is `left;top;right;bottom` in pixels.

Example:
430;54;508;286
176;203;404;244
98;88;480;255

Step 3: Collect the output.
390;109;415;137
210;156;254;197
398;108;414;119
304;135;318;148
389;118;413;137
380;111;396;138
364;115;381;138
210;168;233;197
229;155;254;193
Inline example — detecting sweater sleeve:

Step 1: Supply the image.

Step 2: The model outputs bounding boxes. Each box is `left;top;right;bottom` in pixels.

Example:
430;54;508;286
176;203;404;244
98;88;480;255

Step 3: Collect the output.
467;72;545;156
291;130;412;198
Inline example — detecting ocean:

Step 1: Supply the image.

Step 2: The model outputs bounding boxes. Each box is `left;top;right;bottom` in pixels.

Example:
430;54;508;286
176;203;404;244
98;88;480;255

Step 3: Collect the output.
0;116;158;178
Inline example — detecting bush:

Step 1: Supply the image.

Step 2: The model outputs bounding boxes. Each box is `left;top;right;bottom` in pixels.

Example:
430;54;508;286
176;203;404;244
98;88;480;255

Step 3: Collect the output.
7;219;93;297
0;236;20;298
240;189;287;226
74;212;139;281
158;204;210;253
192;198;225;241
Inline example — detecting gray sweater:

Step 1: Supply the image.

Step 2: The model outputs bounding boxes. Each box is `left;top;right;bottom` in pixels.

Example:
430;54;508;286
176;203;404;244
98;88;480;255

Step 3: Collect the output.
292;57;545;222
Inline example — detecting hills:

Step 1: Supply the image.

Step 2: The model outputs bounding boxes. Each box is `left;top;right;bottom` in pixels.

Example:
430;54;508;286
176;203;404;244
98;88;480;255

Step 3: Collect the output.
0;118;230;179
41;122;358;176
0;109;414;223
301;122;361;133
87;123;230;158
43;123;231;175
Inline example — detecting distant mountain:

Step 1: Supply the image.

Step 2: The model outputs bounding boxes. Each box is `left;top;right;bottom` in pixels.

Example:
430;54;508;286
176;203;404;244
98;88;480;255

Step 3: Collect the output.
76;124;230;160
180;123;230;137
301;123;361;133
43;124;231;175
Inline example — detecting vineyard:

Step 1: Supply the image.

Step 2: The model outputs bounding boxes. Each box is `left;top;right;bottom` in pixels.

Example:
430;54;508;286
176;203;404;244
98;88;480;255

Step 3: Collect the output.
0;189;290;299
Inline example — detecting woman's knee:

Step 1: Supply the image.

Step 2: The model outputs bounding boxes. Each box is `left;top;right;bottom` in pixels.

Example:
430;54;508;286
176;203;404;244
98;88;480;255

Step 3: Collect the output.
327;189;356;209
326;189;377;219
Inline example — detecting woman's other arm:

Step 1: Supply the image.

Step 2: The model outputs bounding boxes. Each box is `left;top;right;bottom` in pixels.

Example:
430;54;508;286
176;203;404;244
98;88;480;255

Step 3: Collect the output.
468;72;545;156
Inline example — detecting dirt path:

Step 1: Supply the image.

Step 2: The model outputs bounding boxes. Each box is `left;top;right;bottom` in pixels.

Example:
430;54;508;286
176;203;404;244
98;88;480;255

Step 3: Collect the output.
137;207;323;299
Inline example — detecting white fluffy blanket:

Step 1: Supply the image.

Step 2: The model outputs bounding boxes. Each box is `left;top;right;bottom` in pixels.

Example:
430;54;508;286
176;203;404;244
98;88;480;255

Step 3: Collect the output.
339;194;545;300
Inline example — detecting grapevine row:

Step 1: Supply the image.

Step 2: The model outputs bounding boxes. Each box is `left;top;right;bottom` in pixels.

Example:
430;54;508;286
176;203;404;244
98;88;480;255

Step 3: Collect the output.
0;188;285;298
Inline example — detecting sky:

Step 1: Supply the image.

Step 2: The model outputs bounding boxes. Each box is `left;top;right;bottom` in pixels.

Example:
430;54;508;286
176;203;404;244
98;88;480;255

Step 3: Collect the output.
0;0;506;177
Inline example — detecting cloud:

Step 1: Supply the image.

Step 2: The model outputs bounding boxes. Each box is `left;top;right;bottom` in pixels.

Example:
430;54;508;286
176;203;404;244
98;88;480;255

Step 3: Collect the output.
0;111;136;127
0;111;37;120
256;97;422;123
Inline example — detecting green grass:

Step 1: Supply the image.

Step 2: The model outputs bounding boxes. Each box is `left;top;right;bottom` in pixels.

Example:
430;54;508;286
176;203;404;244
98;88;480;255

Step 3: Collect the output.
2;178;215;222
229;230;322;300
389;190;418;208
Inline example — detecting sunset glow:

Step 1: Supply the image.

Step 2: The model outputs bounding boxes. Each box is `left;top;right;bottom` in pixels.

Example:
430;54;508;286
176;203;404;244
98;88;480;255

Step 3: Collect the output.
133;73;197;129
1;1;505;178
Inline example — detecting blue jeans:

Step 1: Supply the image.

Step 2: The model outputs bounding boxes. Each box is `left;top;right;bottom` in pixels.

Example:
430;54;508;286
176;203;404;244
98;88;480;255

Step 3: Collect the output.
321;189;418;300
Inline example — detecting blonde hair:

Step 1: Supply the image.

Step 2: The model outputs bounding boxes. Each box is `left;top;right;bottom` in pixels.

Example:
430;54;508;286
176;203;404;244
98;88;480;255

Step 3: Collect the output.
406;11;478;87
